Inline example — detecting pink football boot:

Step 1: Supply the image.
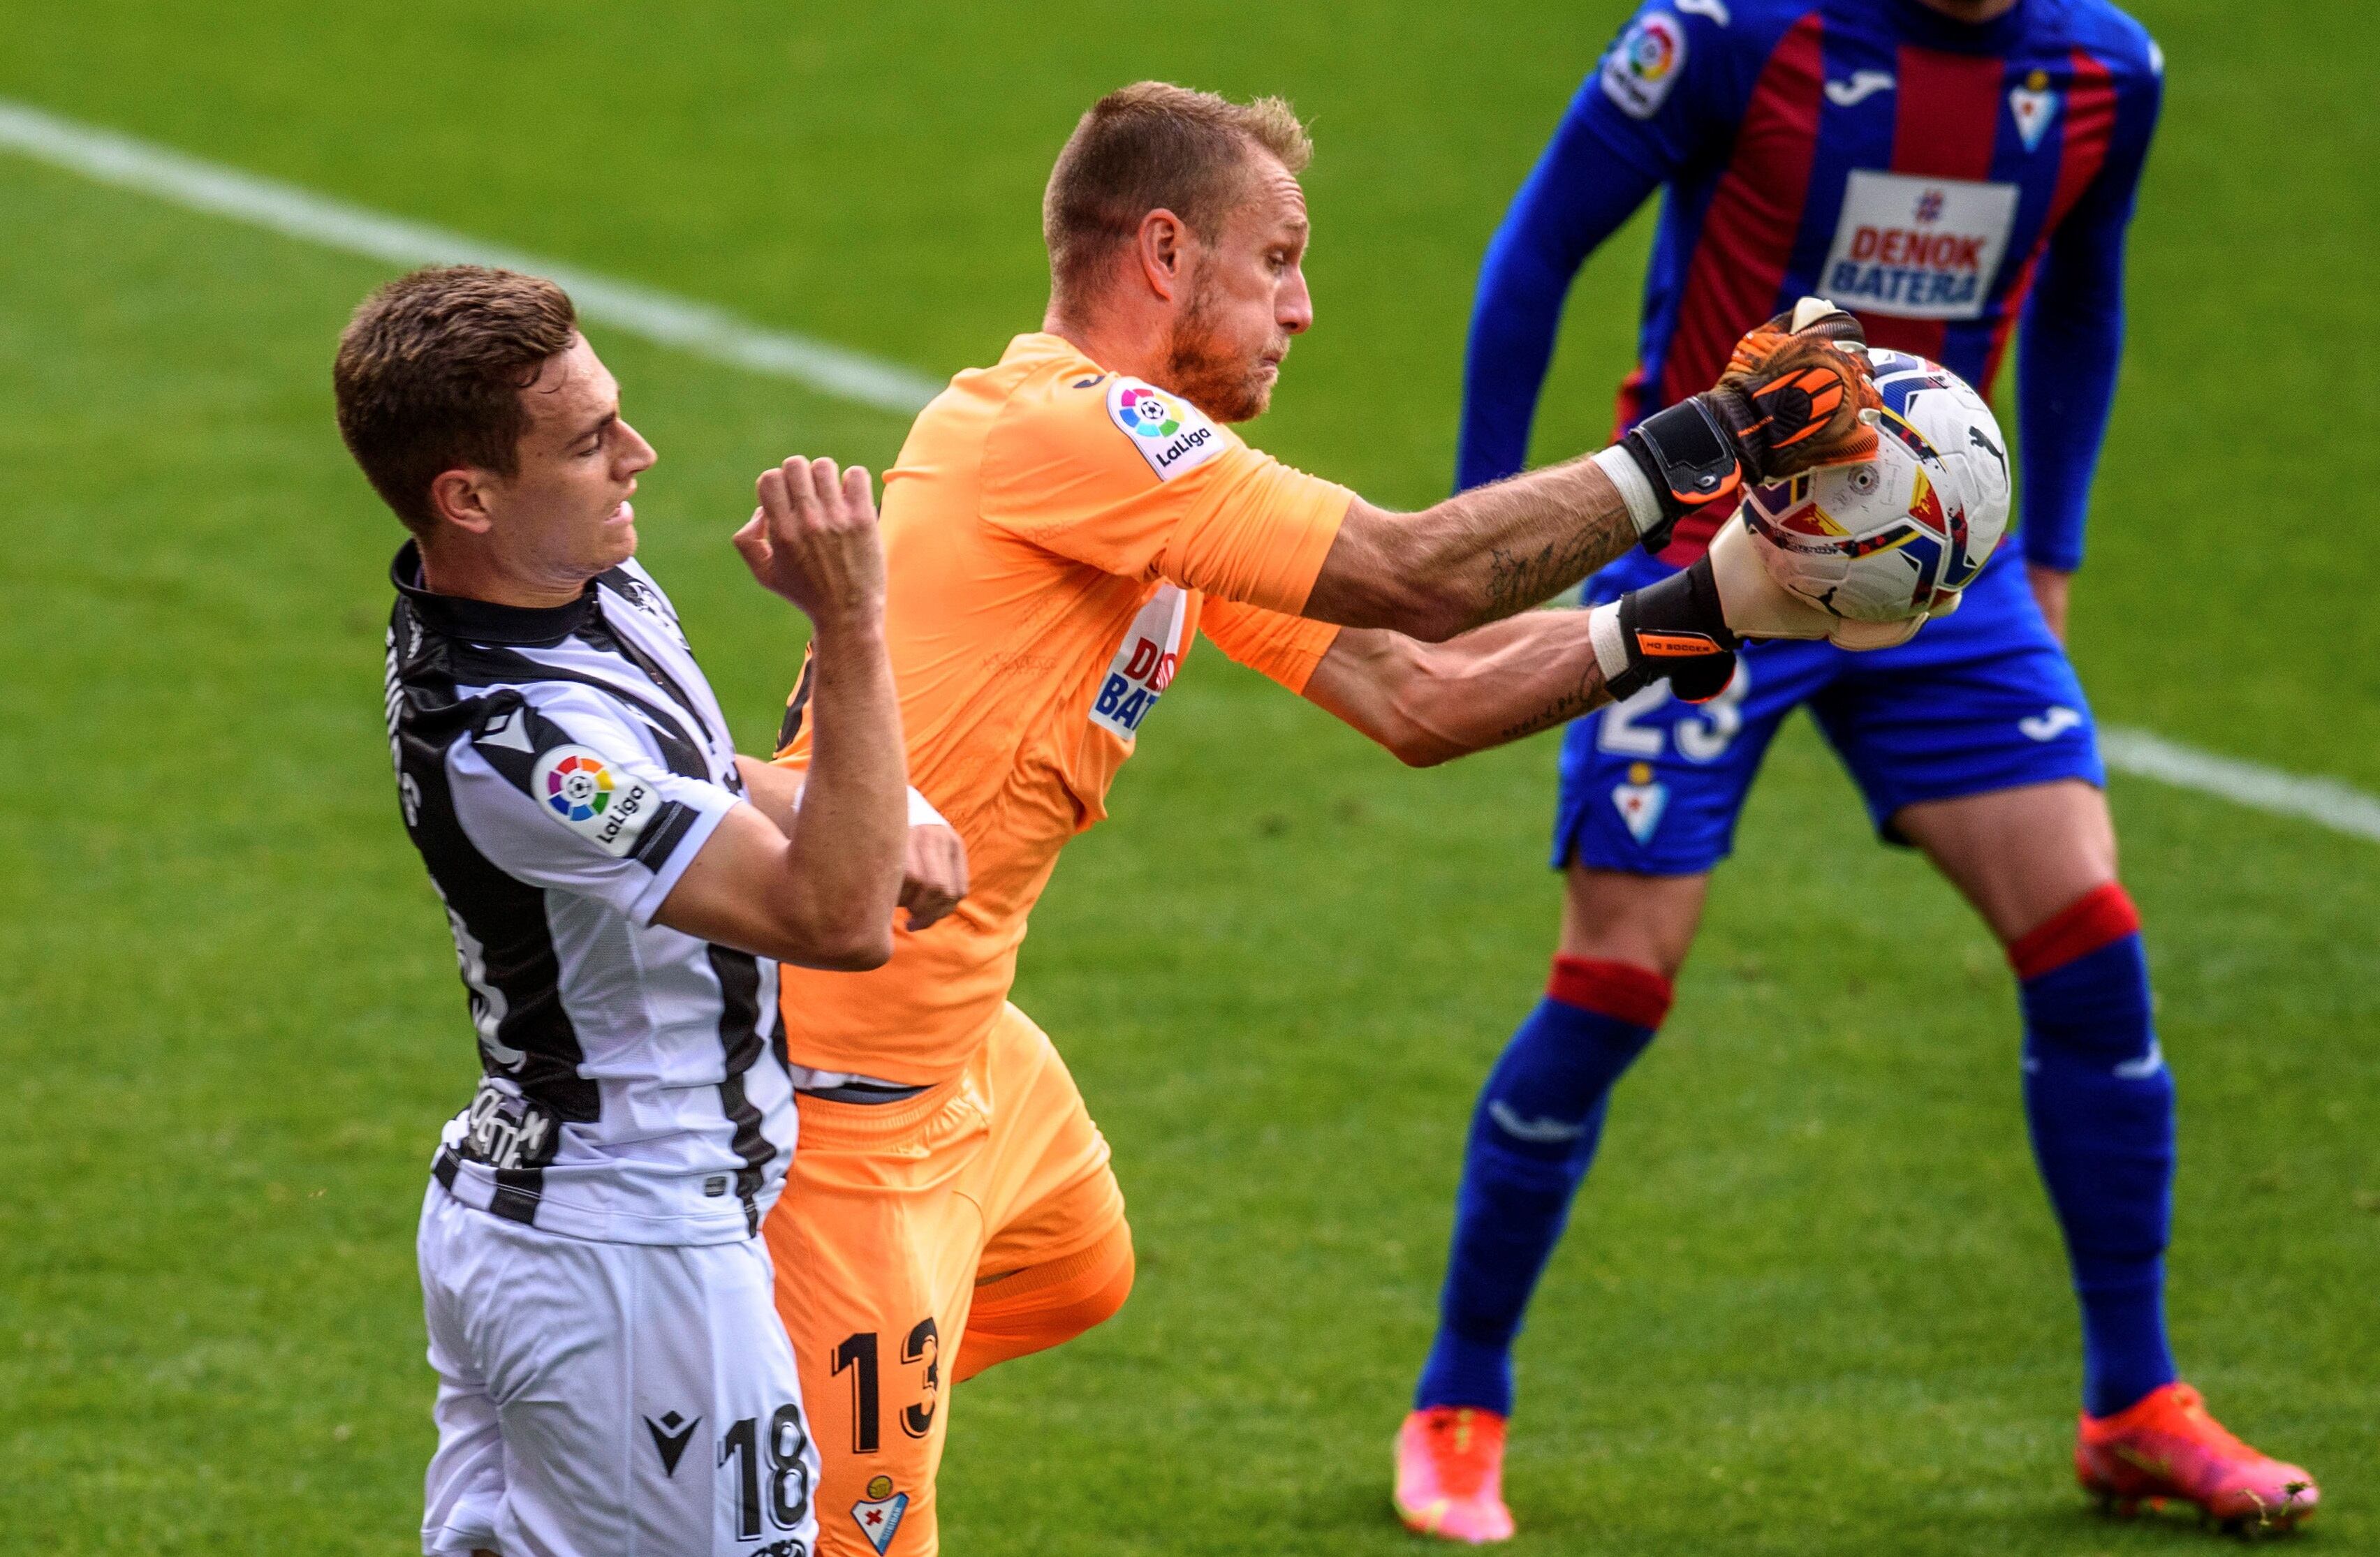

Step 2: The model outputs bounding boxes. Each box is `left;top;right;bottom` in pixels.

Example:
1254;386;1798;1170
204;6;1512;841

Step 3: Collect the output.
1394;1407;1515;1543
2077;1382;2319;1530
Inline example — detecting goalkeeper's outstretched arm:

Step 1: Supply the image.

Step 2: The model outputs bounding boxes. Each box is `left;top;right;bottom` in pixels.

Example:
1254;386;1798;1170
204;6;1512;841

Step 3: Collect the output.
1300;612;1615;769
1299;301;1881;644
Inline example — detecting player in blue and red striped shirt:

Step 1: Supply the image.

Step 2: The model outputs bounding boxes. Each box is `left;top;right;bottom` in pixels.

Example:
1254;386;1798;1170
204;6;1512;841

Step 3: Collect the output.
1392;0;2321;1541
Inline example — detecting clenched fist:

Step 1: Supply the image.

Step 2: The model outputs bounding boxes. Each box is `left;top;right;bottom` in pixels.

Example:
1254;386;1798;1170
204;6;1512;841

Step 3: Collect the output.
733;457;887;628
898;822;969;932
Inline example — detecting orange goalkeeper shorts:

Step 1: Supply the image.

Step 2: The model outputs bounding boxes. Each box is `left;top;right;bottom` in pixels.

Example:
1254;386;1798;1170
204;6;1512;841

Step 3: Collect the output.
764;1003;1132;1557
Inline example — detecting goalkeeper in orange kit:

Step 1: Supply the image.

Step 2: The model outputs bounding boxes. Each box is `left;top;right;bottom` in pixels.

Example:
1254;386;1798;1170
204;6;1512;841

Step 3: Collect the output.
758;82;1883;1555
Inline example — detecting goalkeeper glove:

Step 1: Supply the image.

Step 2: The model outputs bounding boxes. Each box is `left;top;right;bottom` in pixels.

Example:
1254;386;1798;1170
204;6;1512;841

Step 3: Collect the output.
1702;512;1962;647
1587;514;1967;703
1592;297;1883;551
1587;557;1740;704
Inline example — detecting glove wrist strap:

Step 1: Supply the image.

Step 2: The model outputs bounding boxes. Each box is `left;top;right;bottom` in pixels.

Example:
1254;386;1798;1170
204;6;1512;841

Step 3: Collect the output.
1602;556;1740;702
1619;397;1743;552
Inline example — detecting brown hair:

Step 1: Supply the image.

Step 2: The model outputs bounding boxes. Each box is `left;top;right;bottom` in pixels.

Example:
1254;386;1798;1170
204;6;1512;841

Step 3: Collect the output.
332;265;579;534
1043;82;1312;305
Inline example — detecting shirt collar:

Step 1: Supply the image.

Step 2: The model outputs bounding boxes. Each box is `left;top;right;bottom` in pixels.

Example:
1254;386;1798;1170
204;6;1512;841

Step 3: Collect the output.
1003;331;1099;369
390;540;598;647
1883;0;2033;57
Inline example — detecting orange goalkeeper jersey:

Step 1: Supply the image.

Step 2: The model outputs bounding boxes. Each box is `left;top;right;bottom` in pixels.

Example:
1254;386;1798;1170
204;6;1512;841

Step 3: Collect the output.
772;334;1354;1084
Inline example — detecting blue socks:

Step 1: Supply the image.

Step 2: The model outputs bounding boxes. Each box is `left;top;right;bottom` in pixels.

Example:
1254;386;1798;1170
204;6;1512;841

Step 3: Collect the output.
1416;957;1670;1416
2012;883;2179;1418
1416;884;2179;1422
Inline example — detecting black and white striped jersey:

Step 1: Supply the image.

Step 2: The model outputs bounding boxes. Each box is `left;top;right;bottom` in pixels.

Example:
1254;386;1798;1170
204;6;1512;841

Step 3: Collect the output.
383;543;794;1245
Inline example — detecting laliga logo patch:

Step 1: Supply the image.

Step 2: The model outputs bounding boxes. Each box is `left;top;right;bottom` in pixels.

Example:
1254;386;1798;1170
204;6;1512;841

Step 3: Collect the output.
851;1475;909;1554
1117;384;1180;439
545;751;615;822
1108;378;1224;481
531;744;657;857
1601;12;1687;119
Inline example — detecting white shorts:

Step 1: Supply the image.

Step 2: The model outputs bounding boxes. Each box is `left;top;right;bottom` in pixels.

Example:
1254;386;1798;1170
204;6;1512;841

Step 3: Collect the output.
418;1183;821;1557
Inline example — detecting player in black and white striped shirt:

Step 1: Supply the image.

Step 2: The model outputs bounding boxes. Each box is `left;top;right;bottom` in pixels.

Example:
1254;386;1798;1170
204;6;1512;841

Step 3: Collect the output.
338;265;964;1557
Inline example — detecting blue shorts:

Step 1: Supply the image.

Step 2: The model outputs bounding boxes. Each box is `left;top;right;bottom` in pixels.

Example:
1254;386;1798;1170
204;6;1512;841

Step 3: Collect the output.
1553;552;2106;876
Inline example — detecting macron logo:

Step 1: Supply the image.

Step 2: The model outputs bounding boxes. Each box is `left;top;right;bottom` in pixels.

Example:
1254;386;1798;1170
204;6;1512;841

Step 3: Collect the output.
644;1412;699;1477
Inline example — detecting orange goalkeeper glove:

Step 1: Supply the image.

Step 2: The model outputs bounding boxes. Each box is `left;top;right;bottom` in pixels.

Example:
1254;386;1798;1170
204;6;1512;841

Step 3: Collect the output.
1592;297;1883;551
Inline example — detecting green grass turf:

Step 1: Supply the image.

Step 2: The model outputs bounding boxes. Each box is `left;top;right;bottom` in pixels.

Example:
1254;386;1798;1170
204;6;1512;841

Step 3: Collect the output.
1;2;2374;1551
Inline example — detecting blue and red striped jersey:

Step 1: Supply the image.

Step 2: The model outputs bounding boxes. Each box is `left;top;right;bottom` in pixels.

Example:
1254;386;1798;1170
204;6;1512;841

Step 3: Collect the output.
1457;0;2162;571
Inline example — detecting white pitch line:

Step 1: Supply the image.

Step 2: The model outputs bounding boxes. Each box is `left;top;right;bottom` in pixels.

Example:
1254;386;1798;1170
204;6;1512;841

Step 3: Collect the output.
2099;726;2380;844
3;98;2378;851
0;96;943;417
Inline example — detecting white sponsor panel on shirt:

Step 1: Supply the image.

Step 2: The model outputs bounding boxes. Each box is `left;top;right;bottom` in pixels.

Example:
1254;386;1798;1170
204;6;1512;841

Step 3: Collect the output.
1089;585;1187;739
1601;13;1689;119
1105;377;1225;481
1821;170;2019;321
529;744;661;857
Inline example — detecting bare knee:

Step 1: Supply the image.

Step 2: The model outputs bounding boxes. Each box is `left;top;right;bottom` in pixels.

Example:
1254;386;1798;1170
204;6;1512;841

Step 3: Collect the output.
1557;866;1708;980
1894;780;2117;945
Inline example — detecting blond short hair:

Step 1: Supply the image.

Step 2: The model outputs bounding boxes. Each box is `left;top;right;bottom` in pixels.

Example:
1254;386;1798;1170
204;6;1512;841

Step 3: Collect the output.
1043;82;1312;304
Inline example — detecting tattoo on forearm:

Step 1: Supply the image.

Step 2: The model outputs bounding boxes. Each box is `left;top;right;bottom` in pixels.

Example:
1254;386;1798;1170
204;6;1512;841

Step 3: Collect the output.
1492;659;1608;746
1479;506;1633;621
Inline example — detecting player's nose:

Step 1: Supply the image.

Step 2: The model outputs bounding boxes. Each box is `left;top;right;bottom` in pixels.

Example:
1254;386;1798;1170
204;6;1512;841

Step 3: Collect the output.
1279;268;1314;335
617;418;659;475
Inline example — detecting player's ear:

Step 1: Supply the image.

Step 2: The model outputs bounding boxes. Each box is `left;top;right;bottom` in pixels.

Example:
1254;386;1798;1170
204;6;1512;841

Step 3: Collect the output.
1134;208;1189;302
427;467;498;536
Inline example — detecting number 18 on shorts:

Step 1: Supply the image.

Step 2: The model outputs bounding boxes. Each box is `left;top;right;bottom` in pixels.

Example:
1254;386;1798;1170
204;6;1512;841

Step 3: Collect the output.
418;1185;823;1557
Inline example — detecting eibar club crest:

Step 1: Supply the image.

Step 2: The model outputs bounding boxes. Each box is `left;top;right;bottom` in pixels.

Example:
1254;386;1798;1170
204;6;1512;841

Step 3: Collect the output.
851;1474;909;1554
2009;69;2059;152
1612;762;1668;843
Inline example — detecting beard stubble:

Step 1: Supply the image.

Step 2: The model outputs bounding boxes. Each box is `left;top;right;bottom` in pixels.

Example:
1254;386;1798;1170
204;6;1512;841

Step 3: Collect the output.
1163;281;1284;425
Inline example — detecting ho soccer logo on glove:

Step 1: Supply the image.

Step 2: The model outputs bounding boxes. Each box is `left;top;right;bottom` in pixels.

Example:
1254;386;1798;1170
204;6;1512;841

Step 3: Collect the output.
531;745;660;857
1107;376;1224;481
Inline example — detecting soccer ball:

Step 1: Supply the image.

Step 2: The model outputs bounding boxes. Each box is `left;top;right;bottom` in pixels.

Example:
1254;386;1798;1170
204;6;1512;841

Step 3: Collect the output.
1740;348;2011;622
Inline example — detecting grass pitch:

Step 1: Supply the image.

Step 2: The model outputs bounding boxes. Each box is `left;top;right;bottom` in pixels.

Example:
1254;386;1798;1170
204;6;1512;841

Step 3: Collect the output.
3;3;2375;1552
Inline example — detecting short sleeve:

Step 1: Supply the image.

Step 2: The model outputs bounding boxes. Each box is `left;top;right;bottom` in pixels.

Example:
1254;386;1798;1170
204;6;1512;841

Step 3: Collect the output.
980;371;1353;614
1199;598;1344;695
447;693;738;926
